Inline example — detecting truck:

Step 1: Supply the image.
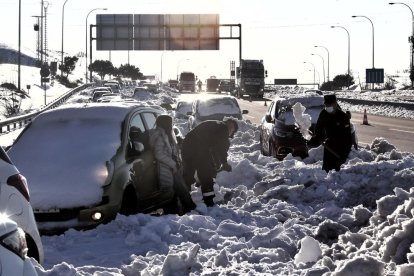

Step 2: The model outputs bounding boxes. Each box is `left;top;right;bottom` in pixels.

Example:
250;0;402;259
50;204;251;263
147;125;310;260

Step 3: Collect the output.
206;77;220;92
178;72;196;92
235;59;267;98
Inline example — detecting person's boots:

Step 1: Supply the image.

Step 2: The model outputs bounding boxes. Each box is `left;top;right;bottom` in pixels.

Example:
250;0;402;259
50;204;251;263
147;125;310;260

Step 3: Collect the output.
203;195;215;207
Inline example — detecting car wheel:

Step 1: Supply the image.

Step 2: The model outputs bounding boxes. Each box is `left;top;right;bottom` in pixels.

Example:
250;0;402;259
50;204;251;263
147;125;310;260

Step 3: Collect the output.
25;234;40;263
120;185;138;215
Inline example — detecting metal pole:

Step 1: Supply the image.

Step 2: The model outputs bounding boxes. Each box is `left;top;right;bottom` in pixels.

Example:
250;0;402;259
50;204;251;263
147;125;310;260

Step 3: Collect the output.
315;45;330;81
304;61;316;88
86;8;106;83
389;2;414;88
311;53;325;83
41;0;44;65
61;0;69;76
18;0;21;92
331;26;350;76
90;24;93;82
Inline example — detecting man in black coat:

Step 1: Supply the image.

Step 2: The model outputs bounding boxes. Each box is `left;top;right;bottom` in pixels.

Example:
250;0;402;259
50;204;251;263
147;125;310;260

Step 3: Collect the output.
181;118;238;207
312;94;352;172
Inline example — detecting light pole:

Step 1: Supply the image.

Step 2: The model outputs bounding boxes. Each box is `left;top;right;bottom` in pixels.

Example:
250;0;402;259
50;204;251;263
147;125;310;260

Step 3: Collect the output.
311;53;325;83
331;25;351;76
61;0;70;75
86;8;107;83
352;15;375;69
389;2;414;88
314;45;330;82
161;51;166;83
18;0;21;92
304;61;316;88
309;69;321;86
176;58;189;80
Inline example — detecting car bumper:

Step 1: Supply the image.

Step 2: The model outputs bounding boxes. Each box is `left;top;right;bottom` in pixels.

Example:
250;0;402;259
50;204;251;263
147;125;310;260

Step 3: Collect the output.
272;137;308;160
35;201;119;234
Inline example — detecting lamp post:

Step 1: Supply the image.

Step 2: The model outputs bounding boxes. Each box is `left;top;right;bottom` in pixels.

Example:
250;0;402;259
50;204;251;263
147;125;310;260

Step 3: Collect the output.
389;2;414;88
309;69;321;86
331;25;351;76
61;0;69;75
311;53;325;83
314;45;330;82
352;15;375;69
18;0;21;92
176;58;189;80
304;61;316;88
86;8;107;83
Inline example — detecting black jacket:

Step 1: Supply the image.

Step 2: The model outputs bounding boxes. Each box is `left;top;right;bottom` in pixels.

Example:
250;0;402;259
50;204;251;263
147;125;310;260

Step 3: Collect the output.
314;108;352;171
182;120;230;167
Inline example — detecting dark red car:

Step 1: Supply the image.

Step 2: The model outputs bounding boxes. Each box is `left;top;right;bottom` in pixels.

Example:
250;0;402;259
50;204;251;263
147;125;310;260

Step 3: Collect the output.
259;94;324;160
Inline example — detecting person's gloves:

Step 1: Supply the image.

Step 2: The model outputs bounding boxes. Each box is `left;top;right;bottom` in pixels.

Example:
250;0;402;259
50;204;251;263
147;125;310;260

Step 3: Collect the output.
220;162;232;172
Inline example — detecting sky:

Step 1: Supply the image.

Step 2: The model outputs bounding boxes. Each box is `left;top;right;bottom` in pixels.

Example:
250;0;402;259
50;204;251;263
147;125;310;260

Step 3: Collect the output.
1;0;414;84
1;69;414;274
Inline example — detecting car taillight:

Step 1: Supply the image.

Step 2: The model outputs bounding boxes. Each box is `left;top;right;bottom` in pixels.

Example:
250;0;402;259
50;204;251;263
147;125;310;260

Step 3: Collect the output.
7;174;30;202
1;228;28;260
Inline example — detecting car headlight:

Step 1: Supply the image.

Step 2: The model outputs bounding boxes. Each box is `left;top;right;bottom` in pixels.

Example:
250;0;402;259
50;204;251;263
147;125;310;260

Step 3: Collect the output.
96;161;114;187
1;227;28;260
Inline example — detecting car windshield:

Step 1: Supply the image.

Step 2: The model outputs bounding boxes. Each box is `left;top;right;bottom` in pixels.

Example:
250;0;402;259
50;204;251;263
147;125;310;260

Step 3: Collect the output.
176;102;192;114
197;98;241;117
277;96;324;125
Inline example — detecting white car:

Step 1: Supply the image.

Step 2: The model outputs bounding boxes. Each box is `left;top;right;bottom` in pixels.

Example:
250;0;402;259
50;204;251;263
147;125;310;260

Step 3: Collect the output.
0;216;38;276
187;95;248;129
0;147;43;264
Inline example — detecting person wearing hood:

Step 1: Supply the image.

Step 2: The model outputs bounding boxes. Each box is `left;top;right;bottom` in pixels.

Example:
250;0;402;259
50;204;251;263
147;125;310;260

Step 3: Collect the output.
312;94;352;172
181;118;238;207
149;114;196;214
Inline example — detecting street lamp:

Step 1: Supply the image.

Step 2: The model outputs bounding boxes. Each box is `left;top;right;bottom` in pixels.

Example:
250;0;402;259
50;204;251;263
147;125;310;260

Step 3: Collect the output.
86;8;107;83
389;2;414;87
176;58;189;80
160;51;167;83
309;69;321;86
304;61;316;88
331;25;351;76
61;0;69;75
311;53;325;83
314;45;330;82
352;15;375;69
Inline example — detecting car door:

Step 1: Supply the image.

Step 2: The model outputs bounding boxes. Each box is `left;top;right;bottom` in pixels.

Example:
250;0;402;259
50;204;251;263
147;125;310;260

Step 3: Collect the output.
126;111;159;210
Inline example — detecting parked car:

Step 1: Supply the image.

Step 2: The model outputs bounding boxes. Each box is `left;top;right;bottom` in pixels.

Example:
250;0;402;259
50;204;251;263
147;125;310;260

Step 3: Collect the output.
0;147;43;264
187;95;248;129
104;82;120;93
304;89;323;95
92;91;112;102
96;93;123;103
133;86;149;95
173;100;193;119
0;216;38;276
259;94;324;160
8;102;180;234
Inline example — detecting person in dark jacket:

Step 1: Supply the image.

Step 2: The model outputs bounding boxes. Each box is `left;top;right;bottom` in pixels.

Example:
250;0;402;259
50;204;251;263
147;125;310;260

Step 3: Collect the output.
181;118;238;207
312;94;352;172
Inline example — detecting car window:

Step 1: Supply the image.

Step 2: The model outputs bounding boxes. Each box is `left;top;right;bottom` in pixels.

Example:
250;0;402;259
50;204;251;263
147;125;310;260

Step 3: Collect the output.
142;112;157;130
130;114;146;132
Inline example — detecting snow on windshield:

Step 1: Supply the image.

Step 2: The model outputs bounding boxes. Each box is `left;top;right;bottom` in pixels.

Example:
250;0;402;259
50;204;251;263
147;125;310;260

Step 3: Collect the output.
278;95;324;125
8;103;132;209
197;97;241;117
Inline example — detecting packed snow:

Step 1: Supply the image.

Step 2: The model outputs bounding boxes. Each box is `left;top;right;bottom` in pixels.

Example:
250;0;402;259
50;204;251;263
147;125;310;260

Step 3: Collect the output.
1;64;414;275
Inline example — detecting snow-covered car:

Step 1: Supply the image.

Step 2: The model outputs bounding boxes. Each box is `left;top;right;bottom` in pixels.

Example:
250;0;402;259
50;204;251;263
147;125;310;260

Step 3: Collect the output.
92;91;111;102
187;95;248;129
0;147;43;264
104;82;120;93
0;216;38;276
133;86;149;96
259;94;324;160
96;93;123;103
173;100;193;119
8;102;180;234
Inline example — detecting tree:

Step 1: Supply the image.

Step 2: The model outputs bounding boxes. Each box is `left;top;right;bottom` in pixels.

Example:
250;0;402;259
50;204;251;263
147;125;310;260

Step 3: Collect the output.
0;82;29;117
88;60;115;80
59;56;79;77
117;64;143;80
332;74;354;89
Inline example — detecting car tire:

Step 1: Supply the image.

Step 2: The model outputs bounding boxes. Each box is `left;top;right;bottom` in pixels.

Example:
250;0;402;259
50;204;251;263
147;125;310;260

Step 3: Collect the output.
25;234;40;263
120;185;138;215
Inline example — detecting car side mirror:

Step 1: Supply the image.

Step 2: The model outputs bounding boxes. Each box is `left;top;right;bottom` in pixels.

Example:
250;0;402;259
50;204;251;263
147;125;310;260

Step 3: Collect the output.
242;109;249;114
265;114;272;123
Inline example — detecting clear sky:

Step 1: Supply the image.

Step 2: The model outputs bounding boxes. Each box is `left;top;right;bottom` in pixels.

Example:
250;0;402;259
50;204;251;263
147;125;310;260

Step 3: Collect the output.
1;0;412;84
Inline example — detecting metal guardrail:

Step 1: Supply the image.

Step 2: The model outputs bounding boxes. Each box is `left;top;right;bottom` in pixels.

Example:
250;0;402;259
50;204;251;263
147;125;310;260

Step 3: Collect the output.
0;83;91;135
337;98;414;111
